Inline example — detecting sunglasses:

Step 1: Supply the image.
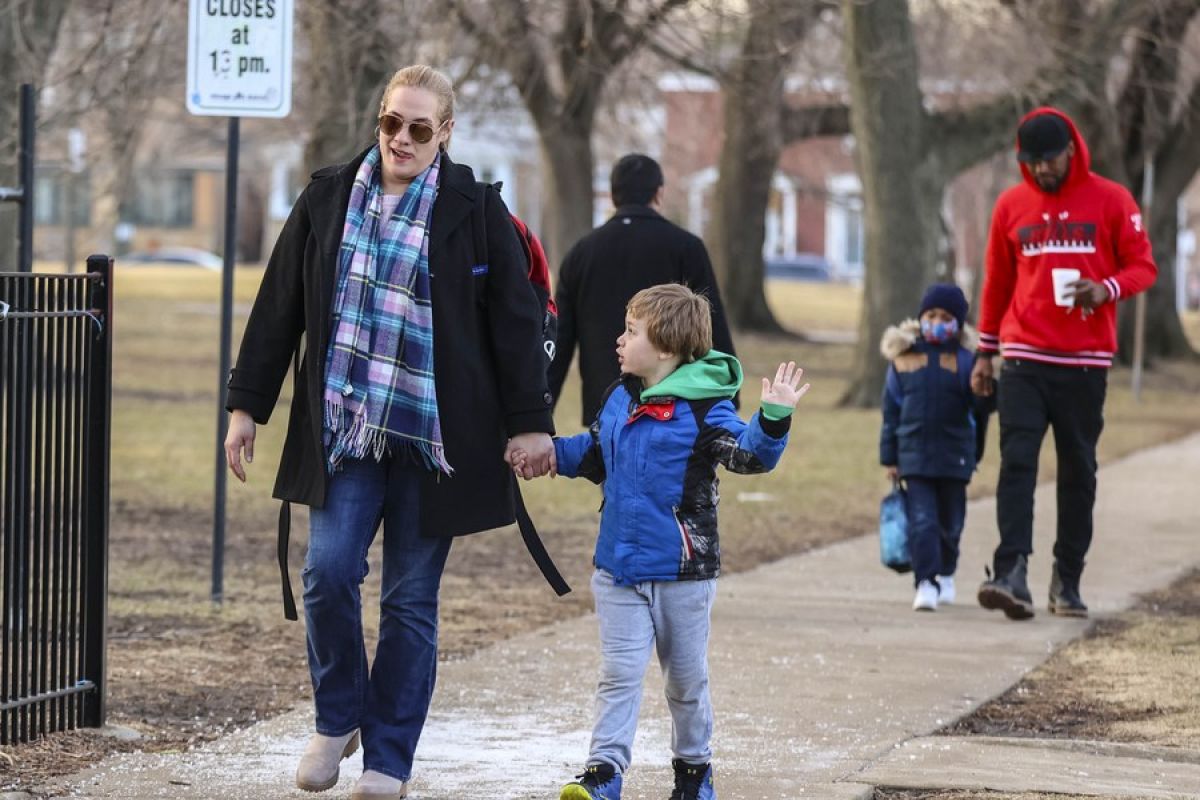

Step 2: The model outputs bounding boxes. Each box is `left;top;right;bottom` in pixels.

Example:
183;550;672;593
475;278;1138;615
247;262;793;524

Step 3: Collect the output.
376;113;444;144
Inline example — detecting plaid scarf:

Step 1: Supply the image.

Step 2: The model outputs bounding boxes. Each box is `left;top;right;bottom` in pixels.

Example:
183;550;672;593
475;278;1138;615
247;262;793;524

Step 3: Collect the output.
322;146;450;474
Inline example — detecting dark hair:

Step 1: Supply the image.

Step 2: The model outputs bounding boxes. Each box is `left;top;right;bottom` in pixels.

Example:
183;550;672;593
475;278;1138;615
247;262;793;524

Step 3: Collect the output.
610;153;664;207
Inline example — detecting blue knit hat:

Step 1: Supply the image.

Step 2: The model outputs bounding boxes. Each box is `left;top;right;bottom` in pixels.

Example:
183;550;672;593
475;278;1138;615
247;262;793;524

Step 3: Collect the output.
919;283;968;325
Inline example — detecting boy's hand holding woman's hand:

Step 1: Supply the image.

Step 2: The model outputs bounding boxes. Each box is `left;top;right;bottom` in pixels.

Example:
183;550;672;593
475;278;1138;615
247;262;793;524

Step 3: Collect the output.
506;432;556;480
761;361;810;408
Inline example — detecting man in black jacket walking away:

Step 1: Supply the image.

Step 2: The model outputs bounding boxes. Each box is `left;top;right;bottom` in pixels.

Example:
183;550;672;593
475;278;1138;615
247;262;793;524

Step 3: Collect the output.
548;153;737;425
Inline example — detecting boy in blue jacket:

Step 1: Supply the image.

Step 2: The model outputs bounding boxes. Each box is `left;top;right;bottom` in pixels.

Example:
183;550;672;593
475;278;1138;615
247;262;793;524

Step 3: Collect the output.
515;283;808;800
880;284;990;612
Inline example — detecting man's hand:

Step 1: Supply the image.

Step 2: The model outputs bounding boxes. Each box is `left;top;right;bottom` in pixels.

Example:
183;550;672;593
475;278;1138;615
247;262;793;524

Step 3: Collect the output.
224;409;256;483
1069;279;1110;318
884;465;899;482
760;361;811;408
970;356;995;397
505;432;556;480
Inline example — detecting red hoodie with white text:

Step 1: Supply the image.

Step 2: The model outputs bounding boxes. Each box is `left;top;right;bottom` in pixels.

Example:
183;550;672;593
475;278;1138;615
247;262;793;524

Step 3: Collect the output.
977;107;1157;368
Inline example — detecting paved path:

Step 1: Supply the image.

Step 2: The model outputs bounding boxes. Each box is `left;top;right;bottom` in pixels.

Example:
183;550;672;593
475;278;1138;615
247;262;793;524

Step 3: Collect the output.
41;433;1200;799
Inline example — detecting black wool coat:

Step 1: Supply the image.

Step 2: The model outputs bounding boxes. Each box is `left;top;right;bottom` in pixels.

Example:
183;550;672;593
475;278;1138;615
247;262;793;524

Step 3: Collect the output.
226;149;554;539
547;205;737;427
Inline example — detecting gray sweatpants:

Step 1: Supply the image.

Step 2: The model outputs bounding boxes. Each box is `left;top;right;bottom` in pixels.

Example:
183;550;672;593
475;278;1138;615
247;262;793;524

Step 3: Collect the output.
587;569;717;772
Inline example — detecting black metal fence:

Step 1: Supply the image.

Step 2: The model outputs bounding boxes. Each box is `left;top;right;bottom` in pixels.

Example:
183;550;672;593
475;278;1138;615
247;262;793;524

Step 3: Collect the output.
0;254;112;744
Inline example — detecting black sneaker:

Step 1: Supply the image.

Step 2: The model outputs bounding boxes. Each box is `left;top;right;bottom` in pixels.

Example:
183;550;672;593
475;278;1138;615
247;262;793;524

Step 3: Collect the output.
560;763;622;800
977;556;1035;620
1048;563;1088;617
670;758;716;800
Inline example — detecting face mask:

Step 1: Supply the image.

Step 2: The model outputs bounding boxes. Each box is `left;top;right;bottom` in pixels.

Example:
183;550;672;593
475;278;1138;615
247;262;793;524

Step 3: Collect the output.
921;318;959;344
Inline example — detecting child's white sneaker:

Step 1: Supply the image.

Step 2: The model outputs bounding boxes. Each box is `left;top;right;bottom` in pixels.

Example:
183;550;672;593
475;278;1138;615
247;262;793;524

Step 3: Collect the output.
937;575;956;605
913;580;939;611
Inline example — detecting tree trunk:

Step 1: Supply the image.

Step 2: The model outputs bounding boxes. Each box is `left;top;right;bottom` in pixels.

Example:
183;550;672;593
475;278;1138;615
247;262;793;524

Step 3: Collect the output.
536;121;596;270
840;0;942;407
301;3;397;175
707;0;800;334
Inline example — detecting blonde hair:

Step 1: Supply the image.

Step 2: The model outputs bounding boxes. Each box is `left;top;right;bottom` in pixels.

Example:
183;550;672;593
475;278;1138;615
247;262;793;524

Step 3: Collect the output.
379;65;456;149
627;284;713;361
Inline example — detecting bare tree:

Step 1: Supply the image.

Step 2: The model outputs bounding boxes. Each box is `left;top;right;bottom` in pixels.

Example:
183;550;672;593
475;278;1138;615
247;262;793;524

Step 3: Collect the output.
837;0;1135;407
0;0;72;265
1108;1;1200;361
51;0;186;254
989;0;1200;362
705;1;848;332
446;0;691;265
299;1;442;175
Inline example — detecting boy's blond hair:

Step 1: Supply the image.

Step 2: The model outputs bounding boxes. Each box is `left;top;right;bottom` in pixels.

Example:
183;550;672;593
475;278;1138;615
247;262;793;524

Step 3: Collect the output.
627;284;713;361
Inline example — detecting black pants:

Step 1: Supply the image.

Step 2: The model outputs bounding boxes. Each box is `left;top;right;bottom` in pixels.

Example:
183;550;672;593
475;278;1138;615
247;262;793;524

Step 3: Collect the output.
994;359;1107;583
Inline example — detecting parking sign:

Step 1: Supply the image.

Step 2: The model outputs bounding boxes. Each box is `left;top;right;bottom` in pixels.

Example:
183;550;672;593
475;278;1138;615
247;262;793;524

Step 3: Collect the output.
186;0;293;117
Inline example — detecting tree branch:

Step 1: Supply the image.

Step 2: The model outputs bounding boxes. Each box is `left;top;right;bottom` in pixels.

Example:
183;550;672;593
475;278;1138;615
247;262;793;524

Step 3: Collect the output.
1114;0;1200;180
1152;77;1200;204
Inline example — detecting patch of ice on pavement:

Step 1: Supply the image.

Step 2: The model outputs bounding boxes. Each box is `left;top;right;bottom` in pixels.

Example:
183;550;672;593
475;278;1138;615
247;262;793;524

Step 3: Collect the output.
410;709;673;798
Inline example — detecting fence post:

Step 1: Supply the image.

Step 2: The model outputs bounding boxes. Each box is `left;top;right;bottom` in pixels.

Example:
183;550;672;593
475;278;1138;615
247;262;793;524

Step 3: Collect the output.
81;254;112;728
17;84;35;273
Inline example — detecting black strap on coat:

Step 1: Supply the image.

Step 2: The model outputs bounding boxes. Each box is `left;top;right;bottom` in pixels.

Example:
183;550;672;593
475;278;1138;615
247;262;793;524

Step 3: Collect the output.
279;501;299;620
512;473;571;596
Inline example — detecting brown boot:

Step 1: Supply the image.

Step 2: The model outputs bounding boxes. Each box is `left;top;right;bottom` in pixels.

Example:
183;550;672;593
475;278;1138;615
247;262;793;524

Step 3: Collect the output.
351;770;408;799
295;729;360;792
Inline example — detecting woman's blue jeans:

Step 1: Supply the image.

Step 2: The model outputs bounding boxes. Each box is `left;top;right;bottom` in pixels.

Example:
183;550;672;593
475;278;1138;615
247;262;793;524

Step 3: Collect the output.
304;455;452;782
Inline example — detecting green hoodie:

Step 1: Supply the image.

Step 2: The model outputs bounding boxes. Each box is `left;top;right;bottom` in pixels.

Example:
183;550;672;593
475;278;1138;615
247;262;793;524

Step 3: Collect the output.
642;349;742;401
642;349;792;420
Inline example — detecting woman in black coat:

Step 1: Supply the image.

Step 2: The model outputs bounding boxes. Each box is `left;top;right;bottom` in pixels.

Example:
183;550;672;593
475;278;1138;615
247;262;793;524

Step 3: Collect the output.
223;65;554;800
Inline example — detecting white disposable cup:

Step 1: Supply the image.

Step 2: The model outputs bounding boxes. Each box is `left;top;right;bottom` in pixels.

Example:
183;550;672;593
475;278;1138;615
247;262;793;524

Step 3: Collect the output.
1052;268;1081;306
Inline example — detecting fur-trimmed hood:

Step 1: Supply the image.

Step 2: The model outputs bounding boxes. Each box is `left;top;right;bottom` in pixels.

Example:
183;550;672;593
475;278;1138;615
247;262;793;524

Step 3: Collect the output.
880;319;978;361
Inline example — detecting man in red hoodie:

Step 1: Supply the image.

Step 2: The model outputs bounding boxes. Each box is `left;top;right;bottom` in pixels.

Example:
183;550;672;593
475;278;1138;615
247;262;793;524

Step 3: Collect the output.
971;107;1157;621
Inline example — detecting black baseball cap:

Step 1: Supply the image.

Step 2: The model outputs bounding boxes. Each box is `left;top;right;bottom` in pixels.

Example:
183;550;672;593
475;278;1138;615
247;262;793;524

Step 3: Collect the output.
1017;114;1071;163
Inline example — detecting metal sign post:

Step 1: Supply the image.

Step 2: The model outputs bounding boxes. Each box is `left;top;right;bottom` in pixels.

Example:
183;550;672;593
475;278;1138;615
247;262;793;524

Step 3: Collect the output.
0;85;37;273
1132;156;1152;403
186;0;293;604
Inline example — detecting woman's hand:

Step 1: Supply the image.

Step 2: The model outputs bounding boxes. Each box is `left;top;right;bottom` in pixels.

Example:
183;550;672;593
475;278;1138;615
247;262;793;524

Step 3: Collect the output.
884;465;899;482
224;409;257;483
505;433;556;480
760;361;810;409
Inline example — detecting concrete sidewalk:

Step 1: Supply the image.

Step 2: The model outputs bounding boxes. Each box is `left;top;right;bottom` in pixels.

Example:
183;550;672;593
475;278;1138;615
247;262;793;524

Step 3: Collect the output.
42;433;1200;799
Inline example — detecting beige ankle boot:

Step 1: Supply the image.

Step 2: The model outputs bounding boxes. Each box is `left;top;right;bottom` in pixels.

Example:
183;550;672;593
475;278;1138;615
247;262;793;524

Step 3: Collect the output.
295;729;360;792
351;769;408;799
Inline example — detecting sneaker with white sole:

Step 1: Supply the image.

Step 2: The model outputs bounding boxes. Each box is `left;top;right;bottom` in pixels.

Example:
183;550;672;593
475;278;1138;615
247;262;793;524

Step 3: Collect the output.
912;580;938;611
296;730;360;792
937;575;956;605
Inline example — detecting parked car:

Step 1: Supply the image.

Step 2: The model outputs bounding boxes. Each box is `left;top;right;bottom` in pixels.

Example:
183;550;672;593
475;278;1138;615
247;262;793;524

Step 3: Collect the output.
764;253;832;282
120;247;223;271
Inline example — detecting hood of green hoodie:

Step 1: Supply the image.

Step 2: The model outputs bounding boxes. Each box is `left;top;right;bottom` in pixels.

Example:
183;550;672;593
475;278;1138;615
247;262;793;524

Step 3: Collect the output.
641;349;743;401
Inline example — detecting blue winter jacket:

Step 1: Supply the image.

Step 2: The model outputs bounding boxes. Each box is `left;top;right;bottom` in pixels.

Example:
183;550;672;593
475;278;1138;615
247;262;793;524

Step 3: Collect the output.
555;356;790;585
879;320;985;481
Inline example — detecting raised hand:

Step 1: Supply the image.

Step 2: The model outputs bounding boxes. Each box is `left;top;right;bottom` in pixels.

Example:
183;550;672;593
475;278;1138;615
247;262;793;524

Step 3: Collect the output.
760;361;810;409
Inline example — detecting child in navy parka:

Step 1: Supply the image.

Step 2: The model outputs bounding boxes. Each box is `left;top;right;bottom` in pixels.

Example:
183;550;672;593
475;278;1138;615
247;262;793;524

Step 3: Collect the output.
880;284;990;612
515;284;809;800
